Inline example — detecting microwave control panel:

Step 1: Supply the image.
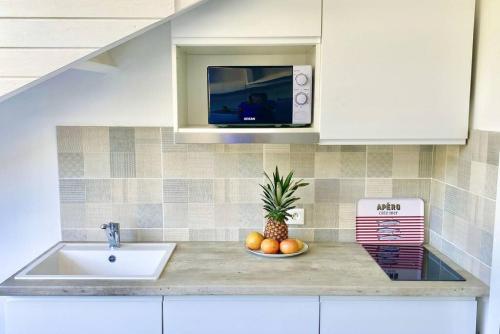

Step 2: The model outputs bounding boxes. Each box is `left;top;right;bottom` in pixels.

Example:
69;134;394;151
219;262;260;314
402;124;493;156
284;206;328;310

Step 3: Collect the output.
292;65;313;124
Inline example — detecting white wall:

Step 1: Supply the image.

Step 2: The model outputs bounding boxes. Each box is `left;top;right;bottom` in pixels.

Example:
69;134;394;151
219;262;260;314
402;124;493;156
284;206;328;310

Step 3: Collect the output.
471;0;500;132
0;22;173;333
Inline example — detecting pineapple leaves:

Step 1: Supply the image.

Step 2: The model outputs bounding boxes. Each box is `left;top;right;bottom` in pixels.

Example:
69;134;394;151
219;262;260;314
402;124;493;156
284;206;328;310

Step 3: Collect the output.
260;167;309;223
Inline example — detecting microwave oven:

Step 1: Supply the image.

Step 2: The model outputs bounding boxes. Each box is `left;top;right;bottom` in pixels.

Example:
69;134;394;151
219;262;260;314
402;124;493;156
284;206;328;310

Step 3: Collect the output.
207;65;312;126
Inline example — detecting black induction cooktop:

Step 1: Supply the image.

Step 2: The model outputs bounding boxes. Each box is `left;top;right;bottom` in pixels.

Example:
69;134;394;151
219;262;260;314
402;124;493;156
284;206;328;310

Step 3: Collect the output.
363;245;466;281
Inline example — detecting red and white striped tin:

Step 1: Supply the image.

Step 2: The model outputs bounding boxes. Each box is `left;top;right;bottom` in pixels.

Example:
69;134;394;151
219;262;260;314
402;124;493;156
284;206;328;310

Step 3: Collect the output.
356;198;425;245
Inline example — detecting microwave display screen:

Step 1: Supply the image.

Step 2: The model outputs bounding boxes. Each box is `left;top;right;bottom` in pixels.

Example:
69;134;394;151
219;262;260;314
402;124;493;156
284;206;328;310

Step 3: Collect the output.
208;66;294;125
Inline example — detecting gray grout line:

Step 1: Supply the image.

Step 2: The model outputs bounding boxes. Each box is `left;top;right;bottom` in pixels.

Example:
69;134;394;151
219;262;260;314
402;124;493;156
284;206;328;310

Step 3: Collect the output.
430;231;492;270
433;178;496;202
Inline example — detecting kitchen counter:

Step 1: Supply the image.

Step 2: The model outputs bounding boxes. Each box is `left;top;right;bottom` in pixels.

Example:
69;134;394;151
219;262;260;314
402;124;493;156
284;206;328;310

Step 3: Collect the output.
0;242;488;297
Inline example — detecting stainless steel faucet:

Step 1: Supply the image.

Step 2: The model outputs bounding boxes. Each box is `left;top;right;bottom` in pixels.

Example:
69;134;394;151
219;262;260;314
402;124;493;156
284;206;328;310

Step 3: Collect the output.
100;222;121;249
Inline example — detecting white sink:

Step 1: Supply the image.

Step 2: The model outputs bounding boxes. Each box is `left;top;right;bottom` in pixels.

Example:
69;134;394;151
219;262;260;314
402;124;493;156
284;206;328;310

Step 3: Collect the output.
15;243;176;280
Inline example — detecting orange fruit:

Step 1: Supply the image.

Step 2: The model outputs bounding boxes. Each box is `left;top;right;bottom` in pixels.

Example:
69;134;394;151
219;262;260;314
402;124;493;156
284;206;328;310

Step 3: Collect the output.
280;239;300;254
261;239;280;254
245;232;264;250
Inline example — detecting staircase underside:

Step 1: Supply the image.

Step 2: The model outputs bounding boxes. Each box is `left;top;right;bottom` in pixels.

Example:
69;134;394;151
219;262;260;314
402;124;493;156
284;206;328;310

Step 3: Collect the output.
0;0;205;102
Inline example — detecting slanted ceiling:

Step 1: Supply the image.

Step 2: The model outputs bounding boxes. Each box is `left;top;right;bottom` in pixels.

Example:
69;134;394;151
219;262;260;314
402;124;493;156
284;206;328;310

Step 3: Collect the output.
0;0;205;102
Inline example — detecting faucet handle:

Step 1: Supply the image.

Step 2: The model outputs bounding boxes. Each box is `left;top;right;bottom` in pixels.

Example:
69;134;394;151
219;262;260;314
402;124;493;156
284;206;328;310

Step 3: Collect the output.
100;223;108;230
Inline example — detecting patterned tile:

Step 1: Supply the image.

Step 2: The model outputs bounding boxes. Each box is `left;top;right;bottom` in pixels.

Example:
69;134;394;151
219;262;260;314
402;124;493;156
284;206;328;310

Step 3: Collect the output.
82;127;109;153
83;153;110;178
110;152;136;178
54;126;500;280
109;127;135;152
224;144;262;153
445;146;460;186
59;179;85;203
189;228;238;241
430;180;445;209
290;152;315;177
487;131;500;166
392;179;430;202
338;203;356;229
432;146;447;181
339;179;365;203
85;203;112;227
214;179;262;204
338;229;356;242
60;203;86;228
469;129;489;163
239;153;263;177
444;185;476;222
314;179;340;203
429;206;443;234
469;161;487;196
314;152;341;178
341;152;366;177
120;229;163;242
418;145;434;178
188;203;214;228
366;179;392;197
164;228;190;241
187;152;215;178
392;146;419;178
475;197;496;234
188;179;214;203
58;153;84;178
57;127;82;153
163;179;188;203
367;146;393;177
85;179;112;203
134;129;161;178
484;164;498;199
136;204;163;228
480;231;493;266
312;203;338;228
313;229;339;242
112;179;162;204
163;152;188;178
161;127;187;153
456;158;471;191
164;203;188;228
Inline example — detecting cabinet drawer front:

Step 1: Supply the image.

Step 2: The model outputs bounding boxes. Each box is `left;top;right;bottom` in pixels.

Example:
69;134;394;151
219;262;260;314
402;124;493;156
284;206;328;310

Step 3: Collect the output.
320;297;476;334
163;296;319;334
5;296;162;334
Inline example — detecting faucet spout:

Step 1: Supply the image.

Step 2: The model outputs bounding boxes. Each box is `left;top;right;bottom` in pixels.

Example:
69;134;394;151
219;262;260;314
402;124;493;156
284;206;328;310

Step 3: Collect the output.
100;222;121;249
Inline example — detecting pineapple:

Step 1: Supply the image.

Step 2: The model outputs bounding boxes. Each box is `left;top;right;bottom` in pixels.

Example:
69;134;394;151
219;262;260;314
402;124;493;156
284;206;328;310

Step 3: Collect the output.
261;167;309;242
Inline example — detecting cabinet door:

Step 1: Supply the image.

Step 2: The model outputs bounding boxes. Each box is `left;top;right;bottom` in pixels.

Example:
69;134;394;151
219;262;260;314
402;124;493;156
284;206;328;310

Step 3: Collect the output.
5;296;162;334
320;0;475;144
163;296;319;334
320;297;477;334
172;0;322;38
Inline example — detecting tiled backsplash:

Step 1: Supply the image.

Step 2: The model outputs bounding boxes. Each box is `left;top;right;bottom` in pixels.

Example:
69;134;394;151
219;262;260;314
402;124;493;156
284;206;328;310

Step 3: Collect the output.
429;130;499;284
57;126;433;244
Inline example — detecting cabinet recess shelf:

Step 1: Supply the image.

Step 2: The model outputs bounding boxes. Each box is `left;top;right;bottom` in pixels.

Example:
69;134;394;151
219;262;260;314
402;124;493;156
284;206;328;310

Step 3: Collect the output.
175;126;319;144
171;37;321;144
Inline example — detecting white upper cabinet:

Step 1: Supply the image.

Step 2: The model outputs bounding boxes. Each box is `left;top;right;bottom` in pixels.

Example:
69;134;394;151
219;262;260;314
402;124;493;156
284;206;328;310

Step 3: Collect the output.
320;0;475;144
171;0;322;38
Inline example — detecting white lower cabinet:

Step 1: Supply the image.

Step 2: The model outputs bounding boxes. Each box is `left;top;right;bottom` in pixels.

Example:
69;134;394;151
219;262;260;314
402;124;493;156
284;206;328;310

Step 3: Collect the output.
320;297;477;334
4;295;478;334
4;296;163;334
163;296;320;334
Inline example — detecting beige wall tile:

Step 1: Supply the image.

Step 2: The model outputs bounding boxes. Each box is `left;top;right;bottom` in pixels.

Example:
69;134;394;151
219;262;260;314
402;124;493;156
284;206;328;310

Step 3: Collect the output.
432;146;447;181
367;146;393;177
314;152;341;178
392;146;419;178
366;179;392;197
